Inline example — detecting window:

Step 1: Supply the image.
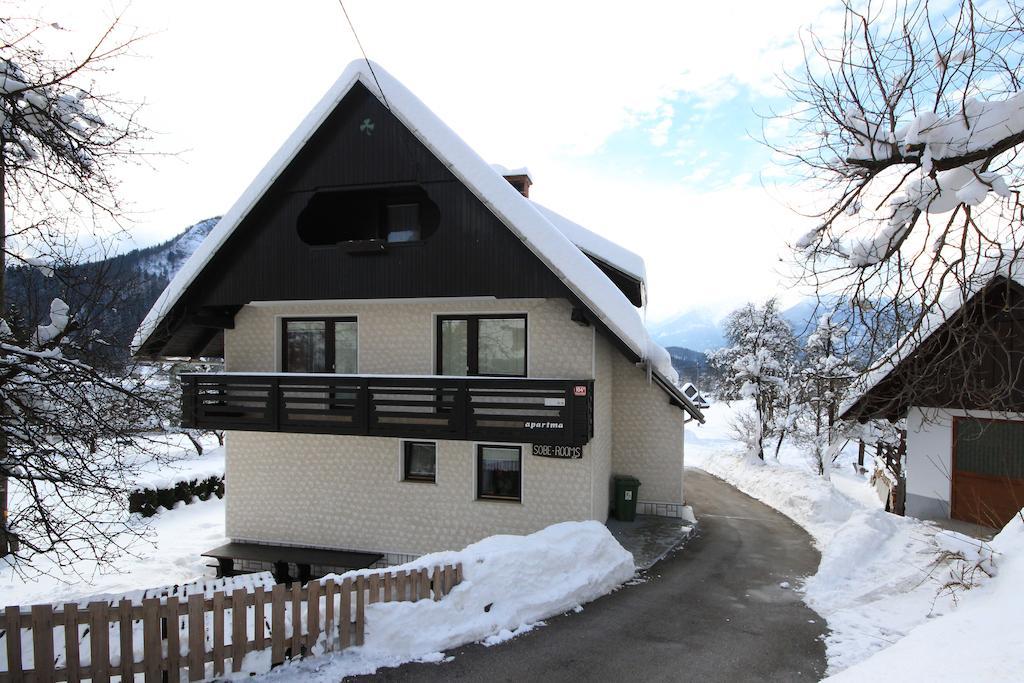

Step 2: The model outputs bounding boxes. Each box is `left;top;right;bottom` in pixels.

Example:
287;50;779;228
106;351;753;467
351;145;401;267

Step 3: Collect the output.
386;203;420;243
955;419;1024;479
403;441;437;482
477;445;522;501
282;317;358;373
296;186;439;247
437;315;526;377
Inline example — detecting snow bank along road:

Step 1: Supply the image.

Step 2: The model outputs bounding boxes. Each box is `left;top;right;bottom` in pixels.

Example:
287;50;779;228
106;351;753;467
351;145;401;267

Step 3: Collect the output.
353;470;827;682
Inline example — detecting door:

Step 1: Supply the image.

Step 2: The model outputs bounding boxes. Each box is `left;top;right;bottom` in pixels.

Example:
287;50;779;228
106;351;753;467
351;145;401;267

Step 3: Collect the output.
951;417;1024;528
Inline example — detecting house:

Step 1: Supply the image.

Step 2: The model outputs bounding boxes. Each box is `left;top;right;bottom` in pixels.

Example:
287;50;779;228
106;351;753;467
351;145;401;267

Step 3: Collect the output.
841;265;1024;529
133;60;703;575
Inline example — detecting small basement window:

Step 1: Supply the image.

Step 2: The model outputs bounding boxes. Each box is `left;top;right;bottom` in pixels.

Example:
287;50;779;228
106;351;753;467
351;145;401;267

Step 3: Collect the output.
297;185;439;247
404;441;437;482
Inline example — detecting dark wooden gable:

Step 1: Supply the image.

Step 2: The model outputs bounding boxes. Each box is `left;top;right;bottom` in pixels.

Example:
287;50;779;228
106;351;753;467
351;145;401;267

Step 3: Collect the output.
141;82;574;358
844;276;1024;421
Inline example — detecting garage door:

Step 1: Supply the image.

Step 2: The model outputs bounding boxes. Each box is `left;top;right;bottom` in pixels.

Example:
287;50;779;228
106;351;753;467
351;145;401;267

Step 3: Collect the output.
952;418;1024;528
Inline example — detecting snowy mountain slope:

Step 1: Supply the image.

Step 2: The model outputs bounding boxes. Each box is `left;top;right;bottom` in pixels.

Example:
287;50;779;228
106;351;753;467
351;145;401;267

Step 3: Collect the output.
648;309;725;351
647;295;846;352
132;217;220;280
3;217;220;360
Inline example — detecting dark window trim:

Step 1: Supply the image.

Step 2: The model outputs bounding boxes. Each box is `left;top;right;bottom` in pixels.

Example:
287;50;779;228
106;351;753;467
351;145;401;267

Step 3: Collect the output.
402;440;437;483
435;314;528;377
476;444;523;502
281;316;358;373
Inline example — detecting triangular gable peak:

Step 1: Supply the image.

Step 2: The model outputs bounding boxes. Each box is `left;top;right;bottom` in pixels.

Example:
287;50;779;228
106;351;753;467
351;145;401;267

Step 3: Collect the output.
132;60;698;416
842;273;1024;421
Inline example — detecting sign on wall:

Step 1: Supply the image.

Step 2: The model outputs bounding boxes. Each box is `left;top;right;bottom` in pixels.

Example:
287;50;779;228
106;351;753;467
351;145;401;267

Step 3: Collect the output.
532;444;583;459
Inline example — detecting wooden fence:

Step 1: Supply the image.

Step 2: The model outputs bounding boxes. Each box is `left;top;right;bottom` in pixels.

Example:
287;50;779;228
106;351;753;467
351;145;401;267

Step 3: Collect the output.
0;563;463;682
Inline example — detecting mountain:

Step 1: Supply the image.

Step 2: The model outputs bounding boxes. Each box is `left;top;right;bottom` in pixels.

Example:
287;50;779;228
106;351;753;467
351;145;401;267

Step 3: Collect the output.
649;295;848;354
666;346;709;385
647;309;725;352
4;217;220;361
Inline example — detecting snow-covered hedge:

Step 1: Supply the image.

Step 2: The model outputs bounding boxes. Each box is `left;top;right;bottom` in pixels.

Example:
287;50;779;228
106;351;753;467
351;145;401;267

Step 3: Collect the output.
128;475;224;517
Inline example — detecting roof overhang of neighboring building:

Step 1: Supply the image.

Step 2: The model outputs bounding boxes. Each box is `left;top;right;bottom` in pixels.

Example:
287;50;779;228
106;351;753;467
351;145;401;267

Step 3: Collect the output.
841;269;1024;423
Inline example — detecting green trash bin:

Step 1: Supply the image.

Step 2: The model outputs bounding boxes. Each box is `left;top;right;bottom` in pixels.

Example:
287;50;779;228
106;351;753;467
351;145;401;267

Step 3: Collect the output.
613;475;641;522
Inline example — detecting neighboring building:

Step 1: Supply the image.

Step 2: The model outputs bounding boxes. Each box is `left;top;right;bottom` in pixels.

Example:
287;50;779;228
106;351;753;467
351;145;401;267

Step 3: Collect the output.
842;267;1024;529
133;61;703;572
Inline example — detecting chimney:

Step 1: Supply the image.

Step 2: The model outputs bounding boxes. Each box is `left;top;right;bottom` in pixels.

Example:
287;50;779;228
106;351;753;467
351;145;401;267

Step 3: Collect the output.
491;164;533;198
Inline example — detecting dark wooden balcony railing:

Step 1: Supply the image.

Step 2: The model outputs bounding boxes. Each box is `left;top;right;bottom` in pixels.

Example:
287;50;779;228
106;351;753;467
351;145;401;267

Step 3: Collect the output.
179;373;595;447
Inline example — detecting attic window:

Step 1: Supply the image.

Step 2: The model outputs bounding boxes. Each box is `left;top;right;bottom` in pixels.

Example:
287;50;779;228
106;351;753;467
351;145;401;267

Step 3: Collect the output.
386;203;420;242
297;185;439;248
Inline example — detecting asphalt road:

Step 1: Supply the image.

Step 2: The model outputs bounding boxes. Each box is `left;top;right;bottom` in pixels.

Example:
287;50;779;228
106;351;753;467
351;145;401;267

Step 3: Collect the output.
352;469;828;682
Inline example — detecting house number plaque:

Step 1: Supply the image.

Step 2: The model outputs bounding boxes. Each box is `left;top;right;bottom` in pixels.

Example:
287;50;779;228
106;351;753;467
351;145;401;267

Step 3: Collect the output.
532;444;583;459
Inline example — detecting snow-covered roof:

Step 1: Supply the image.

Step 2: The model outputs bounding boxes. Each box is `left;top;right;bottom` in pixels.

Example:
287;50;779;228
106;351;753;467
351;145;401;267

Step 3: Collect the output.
133;60;695;416
841;257;1024;417
531;202;646;284
489;163;533;182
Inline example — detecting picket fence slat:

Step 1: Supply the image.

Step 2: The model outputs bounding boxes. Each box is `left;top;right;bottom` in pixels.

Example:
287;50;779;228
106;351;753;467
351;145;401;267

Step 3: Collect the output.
254;587;266;651
270;583;285;666
166;597;181;682
212;591;225;676
118;600;133;682
355;576;366;647
62;603;79;683
231;589;246;673
0;562;463;681
339;577;352;651
187;594;204;682
31;605;55;683
323;580;335;653
5;606;22;681
289;583;301;657
306;581;320;653
88;602;108;683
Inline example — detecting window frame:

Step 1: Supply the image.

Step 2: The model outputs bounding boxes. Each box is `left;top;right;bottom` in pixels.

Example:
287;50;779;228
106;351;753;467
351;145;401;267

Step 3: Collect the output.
281;316;358;373
475;444;523;502
435;314;528;377
402;441;437;483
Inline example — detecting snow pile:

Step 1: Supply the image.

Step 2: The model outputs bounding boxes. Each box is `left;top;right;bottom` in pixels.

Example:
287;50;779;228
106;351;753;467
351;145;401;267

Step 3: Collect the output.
264;521;634;680
826;511;1024;682
687;400;990;675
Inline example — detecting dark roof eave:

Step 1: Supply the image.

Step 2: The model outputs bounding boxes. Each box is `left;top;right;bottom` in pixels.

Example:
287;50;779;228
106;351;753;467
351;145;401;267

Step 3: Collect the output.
653;370;705;423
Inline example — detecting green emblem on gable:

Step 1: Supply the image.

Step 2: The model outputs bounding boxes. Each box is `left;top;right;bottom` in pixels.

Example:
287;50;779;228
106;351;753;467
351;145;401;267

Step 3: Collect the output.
360;118;375;136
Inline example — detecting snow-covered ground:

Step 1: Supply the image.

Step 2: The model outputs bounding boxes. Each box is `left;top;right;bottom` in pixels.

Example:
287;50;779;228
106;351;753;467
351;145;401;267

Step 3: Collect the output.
1;433;226;607
0;496;227;607
687;400;1008;678
827;513;1024;681
260;521;634;681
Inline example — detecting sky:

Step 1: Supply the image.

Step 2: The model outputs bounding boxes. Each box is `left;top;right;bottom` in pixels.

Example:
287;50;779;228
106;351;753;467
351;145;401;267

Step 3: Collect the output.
38;0;843;322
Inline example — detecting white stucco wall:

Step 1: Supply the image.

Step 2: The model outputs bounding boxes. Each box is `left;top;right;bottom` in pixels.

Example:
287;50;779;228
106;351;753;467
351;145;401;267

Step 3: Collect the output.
226;431;595;556
590;332;614;520
610;344;685;509
221;296;687;553
224;297;593;377
905;406;1024;520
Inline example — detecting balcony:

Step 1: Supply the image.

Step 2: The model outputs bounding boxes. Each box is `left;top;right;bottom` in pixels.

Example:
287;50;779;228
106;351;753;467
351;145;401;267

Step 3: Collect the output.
180;373;594;447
